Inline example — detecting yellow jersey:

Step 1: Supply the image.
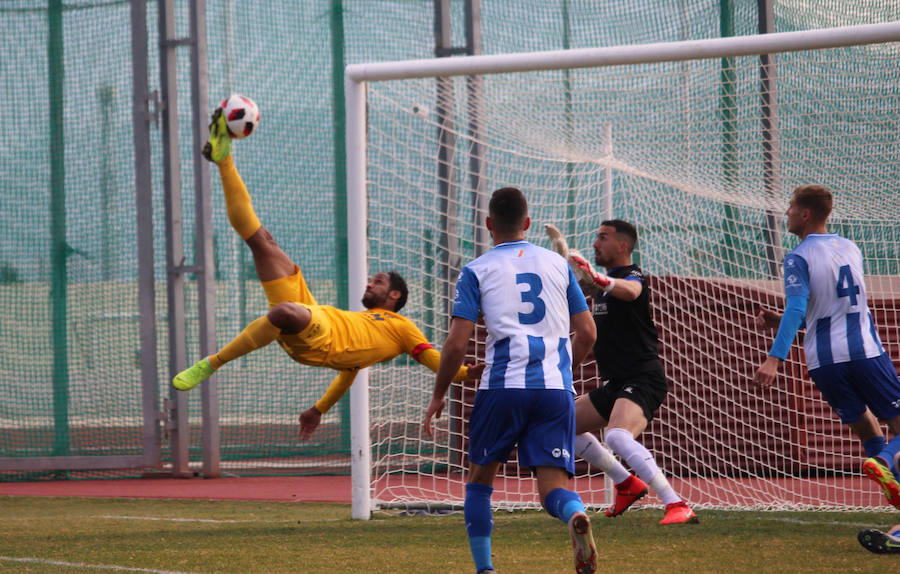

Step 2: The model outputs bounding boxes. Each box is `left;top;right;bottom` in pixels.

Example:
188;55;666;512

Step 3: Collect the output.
277;305;431;370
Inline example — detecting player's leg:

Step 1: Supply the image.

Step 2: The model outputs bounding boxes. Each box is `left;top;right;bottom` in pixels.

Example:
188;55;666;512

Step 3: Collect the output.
522;390;595;574
573;392;647;517
537;466;596;574
606;380;698;525
466;461;500;574
202;107;297;282
465;390;522;574
861;415;900;510
172;302;314;391
861;354;900;484
812;358;900;509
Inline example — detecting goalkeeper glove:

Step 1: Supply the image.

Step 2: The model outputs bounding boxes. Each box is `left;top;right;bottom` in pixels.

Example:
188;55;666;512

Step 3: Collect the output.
544;223;570;258
569;253;616;294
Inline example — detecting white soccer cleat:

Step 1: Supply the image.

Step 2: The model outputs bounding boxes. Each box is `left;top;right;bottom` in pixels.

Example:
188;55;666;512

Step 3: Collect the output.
568;511;597;574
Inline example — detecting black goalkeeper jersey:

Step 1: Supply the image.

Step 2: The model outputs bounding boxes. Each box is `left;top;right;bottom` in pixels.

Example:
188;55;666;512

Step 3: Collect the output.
591;264;663;380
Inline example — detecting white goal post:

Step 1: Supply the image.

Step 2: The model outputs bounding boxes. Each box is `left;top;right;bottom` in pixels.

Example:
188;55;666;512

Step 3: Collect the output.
345;22;900;519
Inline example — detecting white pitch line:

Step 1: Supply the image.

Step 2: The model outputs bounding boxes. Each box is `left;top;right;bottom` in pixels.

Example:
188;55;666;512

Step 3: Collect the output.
97;515;343;524
0;556;192;574
714;513;889;528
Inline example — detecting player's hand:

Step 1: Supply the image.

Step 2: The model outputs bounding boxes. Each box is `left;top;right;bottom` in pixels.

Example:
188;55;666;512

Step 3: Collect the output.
751;355;781;391
466;363;485;380
755;308;782;330
298;406;322;440
544;223;569;258
569;253;615;293
423;396;446;438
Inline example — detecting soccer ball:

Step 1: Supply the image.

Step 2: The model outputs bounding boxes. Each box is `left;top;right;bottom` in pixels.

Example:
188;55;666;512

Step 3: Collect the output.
220;94;260;139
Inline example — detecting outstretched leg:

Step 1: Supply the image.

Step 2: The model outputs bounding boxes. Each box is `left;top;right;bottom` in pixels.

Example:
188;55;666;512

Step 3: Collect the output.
172;111;310;391
205;107;295;281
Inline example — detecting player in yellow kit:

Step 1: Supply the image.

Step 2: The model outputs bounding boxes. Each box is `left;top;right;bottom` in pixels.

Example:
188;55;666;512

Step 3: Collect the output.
173;108;482;439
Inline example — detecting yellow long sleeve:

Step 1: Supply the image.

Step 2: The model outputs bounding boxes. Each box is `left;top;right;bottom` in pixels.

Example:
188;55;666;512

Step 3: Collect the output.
314;370;359;414
415;347;469;382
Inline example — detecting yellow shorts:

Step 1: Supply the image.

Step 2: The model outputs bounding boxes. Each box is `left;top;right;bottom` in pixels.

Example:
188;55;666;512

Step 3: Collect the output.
261;265;331;366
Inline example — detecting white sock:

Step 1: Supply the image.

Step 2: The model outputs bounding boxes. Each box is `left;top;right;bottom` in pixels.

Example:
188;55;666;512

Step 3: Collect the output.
575;433;631;484
605;427;681;505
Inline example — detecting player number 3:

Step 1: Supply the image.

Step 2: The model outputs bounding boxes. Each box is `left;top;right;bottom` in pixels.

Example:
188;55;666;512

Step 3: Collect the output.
516;273;546;324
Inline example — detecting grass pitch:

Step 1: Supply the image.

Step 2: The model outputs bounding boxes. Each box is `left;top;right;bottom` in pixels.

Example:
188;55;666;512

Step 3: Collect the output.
0;496;897;573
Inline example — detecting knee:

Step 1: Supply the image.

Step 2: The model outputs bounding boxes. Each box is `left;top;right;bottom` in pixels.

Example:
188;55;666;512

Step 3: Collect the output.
605;427;633;453
246;226;276;250
267;302;309;334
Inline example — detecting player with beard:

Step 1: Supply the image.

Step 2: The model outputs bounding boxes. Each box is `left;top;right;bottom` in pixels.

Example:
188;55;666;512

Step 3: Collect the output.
547;220;697;525
172;108;483;439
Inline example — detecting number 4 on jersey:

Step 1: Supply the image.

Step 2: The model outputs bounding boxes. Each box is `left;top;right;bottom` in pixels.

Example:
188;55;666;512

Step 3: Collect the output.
836;264;859;306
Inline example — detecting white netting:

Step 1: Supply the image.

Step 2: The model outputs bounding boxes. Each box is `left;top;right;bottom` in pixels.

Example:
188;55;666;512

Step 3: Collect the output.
362;40;900;510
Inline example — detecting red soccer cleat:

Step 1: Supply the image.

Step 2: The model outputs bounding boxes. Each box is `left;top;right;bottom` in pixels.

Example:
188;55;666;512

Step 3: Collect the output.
862;457;900;510
659;501;698;525
605;474;649;518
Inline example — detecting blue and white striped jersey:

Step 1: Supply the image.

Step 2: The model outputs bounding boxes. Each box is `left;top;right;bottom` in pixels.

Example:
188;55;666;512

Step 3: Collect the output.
452;240;589;392
784;233;885;369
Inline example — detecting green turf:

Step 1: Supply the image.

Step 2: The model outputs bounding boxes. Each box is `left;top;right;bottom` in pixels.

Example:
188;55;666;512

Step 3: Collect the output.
0;497;897;573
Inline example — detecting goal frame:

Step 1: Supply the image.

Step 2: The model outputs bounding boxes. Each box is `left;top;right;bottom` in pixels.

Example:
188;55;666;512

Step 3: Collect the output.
344;20;900;520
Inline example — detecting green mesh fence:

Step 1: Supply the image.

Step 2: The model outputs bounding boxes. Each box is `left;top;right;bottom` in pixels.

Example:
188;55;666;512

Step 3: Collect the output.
2;1;899;482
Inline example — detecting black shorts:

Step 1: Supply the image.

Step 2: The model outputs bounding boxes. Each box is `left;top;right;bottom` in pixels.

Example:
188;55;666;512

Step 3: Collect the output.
587;369;668;423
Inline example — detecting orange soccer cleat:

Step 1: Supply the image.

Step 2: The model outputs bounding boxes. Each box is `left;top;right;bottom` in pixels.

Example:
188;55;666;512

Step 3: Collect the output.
659;501;698;525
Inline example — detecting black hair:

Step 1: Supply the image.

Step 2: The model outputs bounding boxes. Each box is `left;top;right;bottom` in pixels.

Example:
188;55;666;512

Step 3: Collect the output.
488;187;528;235
601;219;638;252
387;270;408;312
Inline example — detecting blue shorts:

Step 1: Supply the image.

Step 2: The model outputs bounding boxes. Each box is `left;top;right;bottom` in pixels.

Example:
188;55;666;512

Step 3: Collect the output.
808;353;900;423
467;388;575;475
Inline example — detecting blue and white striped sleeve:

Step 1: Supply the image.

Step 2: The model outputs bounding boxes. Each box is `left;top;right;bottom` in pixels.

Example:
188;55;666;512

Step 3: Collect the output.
769;254;810;360
452;265;481;322
566;265;589;315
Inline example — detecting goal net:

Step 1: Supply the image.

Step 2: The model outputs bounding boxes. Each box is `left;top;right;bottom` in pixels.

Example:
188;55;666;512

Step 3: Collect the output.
347;23;900;514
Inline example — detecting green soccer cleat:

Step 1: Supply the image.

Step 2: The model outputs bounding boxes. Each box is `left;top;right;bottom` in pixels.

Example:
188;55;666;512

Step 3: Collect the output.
857;528;900;554
172;358;214;391
201;107;232;163
862;457;900;510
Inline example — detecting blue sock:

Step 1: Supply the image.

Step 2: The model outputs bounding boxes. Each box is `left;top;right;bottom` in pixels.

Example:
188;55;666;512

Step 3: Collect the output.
544;487;586;524
877;434;900;474
864;436;887;458
465;483;494;573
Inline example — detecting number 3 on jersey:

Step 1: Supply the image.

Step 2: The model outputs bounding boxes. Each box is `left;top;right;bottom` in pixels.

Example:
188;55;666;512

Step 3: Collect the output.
836;264;859;306
516;273;546;324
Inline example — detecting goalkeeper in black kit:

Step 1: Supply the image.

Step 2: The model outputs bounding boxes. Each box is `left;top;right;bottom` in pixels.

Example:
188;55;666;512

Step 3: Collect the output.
545;220;697;525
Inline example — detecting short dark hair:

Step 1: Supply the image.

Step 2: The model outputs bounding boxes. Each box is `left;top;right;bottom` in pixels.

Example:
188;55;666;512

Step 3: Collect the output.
387;270;408;312
488;187;528;235
792;185;832;222
601;219;638;252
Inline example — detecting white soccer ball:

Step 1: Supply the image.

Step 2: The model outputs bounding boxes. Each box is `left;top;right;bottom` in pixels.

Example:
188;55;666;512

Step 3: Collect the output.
220;94;260;139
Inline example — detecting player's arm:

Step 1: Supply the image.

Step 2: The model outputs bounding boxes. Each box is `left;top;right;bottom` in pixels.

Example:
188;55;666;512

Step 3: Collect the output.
752;254;810;390
424;317;475;437
298;369;358;440
565;264;597;366
570;310;597;367
412;343;482;381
